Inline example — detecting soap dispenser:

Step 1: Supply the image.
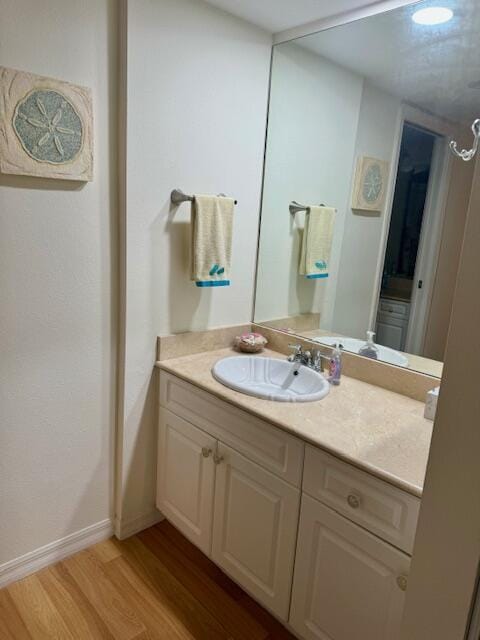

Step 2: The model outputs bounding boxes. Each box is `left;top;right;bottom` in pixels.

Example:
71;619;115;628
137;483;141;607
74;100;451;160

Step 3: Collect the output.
328;343;342;385
358;331;379;360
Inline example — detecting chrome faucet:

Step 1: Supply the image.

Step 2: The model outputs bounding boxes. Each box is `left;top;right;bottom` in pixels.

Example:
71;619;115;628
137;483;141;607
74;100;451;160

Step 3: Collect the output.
288;344;331;373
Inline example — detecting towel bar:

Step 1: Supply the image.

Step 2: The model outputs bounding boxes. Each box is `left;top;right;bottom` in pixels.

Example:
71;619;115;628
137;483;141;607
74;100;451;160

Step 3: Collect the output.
290;201;337;215
171;189;237;205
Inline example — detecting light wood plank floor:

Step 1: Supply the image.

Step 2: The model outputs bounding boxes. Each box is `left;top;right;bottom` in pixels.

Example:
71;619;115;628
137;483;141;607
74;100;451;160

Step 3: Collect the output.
0;520;297;639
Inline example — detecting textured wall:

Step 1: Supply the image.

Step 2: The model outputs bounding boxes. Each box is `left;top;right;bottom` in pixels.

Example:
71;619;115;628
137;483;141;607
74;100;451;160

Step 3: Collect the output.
423;156;474;360
332;83;400;338
255;42;363;325
117;0;272;526
0;0;117;564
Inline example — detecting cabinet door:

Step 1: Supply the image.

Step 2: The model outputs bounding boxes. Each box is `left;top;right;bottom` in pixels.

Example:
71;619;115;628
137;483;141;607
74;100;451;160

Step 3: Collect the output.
157;408;216;555
290;495;410;640
212;443;300;620
375;317;405;351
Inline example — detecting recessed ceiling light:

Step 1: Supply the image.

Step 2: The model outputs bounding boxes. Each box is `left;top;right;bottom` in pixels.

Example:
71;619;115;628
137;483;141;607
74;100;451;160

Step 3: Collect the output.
412;7;453;25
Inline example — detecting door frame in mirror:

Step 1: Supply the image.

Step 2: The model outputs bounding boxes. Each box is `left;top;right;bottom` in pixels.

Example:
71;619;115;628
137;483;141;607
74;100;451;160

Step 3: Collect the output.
368;105;454;357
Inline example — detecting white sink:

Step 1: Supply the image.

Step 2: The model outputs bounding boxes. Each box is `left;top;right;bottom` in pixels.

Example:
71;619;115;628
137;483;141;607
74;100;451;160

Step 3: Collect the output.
314;336;409;367
212;356;330;402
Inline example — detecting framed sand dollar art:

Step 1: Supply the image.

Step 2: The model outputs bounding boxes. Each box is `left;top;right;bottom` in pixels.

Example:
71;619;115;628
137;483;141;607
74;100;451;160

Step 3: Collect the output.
351;156;389;212
0;66;93;181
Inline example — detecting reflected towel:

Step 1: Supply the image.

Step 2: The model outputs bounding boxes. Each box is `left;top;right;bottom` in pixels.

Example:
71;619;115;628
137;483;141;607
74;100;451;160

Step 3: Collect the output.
299;205;335;278
191;195;234;287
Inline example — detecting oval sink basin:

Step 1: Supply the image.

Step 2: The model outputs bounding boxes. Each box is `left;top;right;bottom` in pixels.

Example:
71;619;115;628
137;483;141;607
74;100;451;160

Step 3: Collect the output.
314;336;409;367
212;356;330;402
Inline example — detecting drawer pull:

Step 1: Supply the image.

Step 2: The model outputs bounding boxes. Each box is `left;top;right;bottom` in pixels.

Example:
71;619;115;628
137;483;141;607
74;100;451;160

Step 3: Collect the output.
396;575;408;592
347;493;361;509
213;453;224;465
201;447;212;458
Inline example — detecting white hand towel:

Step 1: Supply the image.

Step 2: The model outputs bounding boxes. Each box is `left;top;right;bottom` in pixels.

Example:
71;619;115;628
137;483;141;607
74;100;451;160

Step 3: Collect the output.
191;194;234;287
299;205;335;279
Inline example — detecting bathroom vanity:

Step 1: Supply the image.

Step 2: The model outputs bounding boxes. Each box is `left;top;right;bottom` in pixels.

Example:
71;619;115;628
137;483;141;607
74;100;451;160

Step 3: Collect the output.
156;348;431;640
147;0;477;634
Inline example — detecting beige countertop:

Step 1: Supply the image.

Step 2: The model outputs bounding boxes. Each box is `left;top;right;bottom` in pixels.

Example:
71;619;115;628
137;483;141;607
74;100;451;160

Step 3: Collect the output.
156;348;434;498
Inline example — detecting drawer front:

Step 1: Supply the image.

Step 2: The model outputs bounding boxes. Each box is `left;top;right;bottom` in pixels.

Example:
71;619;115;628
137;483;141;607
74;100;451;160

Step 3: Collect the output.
159;372;304;486
379;299;410;318
376;312;408;329
303;446;419;554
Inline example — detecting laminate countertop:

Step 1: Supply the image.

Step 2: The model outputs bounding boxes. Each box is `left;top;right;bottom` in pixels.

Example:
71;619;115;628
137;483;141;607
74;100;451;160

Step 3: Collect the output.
156;348;434;497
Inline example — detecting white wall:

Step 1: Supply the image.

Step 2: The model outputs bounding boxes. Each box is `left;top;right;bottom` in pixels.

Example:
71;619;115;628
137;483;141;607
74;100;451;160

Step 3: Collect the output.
117;0;272;527
401;157;480;640
332;83;400;338
423;154;474;360
0;0;117;565
255;43;363;324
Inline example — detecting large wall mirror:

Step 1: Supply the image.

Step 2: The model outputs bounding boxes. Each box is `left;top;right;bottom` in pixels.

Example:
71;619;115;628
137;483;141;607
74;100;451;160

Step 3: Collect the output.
254;0;478;378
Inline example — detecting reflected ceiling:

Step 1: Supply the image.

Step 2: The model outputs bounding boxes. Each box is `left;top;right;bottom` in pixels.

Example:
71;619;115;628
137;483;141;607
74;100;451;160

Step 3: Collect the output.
298;0;480;124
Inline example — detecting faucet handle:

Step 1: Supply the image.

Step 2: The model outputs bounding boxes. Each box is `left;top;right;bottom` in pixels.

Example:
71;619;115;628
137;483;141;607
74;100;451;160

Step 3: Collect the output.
311;348;322;371
288;343;303;355
312;348;330;371
288;343;303;362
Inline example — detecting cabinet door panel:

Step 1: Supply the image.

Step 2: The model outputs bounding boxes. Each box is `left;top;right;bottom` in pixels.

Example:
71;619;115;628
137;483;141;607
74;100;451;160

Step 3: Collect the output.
157;408;216;554
375;319;405;351
290;495;410;640
212;443;300;620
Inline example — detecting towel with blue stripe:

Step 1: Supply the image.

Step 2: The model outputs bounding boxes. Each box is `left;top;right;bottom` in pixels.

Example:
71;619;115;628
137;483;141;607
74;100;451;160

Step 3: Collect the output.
298;205;335;279
190;194;234;287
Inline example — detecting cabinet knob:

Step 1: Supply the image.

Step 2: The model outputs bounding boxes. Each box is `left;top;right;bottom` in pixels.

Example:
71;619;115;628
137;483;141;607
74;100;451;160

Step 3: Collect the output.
213;453;224;465
347;493;361;509
201;447;212;458
396;575;408;591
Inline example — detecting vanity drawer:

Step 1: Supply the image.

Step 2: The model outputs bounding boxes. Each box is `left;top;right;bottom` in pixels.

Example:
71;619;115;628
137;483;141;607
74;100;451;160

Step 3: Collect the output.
159;372;304;486
303;446;420;554
379;298;410;318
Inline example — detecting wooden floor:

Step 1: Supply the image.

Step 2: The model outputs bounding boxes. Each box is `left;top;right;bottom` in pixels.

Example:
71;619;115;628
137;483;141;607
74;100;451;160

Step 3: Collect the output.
0;520;297;639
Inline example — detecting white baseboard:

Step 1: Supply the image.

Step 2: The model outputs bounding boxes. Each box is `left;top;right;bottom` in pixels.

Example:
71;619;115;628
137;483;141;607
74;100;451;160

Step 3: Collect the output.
0;518;113;589
115;508;164;540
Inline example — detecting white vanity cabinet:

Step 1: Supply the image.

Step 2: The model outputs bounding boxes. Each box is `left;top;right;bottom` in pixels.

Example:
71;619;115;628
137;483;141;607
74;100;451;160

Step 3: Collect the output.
157;371;419;638
157;372;303;619
289;447;414;640
289;495;410;640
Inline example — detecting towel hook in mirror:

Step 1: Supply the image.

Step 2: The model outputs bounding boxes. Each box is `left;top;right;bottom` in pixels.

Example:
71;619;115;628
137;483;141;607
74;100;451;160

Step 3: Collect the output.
290;201;335;215
290;201;310;215
171;189;237;205
449;119;480;162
